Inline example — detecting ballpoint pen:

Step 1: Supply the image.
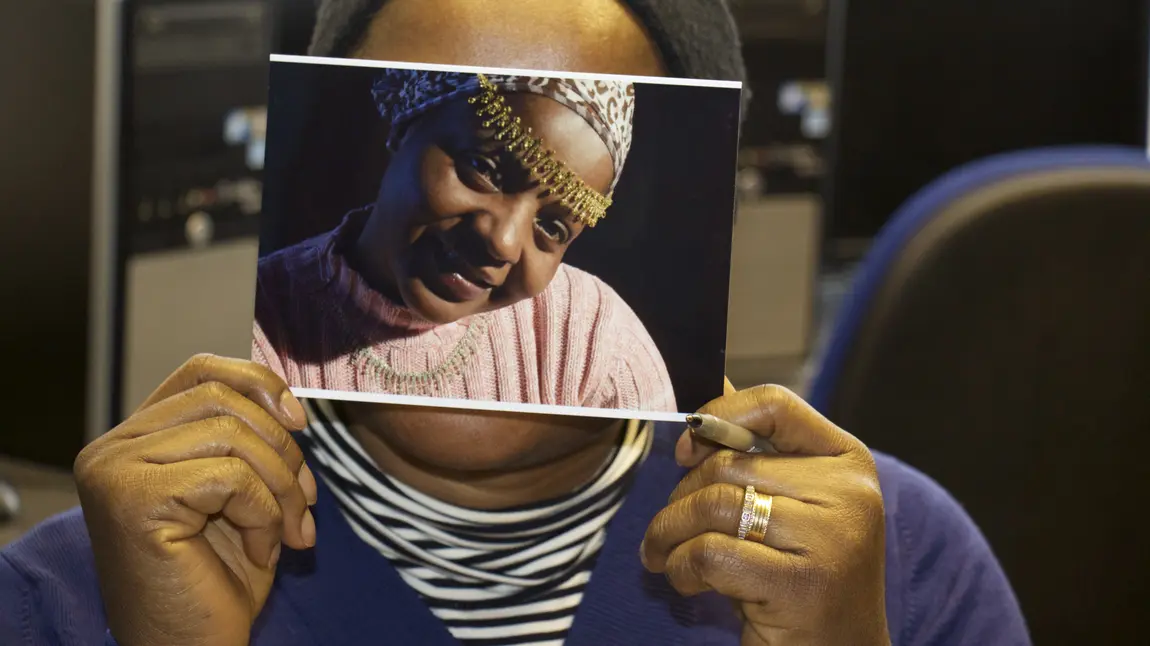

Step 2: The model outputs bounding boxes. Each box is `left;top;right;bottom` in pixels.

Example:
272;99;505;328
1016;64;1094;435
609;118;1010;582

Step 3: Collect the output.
685;413;777;455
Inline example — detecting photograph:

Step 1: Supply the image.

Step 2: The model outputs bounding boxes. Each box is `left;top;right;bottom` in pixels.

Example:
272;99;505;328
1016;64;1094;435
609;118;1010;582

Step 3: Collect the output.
252;56;742;421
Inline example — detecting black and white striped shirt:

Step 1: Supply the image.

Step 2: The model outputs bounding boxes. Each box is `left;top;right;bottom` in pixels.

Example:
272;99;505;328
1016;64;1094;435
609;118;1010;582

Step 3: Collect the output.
300;400;652;646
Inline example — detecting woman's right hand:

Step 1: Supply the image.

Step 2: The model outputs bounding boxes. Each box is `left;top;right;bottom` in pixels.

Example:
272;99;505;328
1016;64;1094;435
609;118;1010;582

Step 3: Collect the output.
73;354;317;646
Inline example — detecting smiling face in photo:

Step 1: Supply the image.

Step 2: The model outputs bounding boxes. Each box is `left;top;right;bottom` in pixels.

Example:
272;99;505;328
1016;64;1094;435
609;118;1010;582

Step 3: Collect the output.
362;93;615;325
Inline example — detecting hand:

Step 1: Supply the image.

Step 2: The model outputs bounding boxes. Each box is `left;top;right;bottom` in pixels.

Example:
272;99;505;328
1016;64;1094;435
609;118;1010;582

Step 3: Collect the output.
74;354;317;646
640;382;891;646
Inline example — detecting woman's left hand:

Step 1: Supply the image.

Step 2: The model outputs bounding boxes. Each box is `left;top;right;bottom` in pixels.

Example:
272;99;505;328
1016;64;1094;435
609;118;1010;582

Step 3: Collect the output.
641;382;891;646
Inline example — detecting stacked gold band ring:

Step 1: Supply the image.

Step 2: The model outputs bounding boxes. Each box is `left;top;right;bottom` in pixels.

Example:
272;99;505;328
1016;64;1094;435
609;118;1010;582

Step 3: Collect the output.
735;485;774;544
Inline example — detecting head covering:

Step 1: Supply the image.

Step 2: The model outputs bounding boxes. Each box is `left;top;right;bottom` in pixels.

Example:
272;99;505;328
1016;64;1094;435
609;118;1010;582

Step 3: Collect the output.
371;70;635;192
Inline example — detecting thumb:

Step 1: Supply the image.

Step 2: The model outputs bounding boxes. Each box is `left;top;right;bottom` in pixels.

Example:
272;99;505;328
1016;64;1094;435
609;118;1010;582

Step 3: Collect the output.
674;376;739;464
677;384;863;466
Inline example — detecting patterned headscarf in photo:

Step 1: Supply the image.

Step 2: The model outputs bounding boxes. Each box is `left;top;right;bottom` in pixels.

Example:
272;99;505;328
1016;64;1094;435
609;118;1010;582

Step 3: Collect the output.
372;70;636;227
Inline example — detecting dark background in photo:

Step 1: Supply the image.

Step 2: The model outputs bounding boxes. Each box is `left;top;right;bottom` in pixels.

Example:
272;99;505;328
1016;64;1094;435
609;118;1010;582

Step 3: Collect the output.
260;61;742;413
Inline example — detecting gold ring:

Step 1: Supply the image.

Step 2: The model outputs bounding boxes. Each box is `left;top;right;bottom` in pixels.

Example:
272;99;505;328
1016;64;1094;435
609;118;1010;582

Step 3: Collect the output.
736;484;774;544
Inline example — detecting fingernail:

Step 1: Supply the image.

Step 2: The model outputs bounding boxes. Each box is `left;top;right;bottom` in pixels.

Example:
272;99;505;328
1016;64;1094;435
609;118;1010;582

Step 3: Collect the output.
301;509;316;548
280;390;306;429
299;462;318;506
268;543;282;569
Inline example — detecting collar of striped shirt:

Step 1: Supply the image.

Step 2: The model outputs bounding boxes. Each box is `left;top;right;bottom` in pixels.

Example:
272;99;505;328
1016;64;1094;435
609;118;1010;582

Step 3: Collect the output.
298;399;653;646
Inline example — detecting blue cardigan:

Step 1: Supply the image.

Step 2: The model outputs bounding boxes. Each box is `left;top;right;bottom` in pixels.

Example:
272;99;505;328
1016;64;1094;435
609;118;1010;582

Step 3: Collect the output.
0;427;1030;645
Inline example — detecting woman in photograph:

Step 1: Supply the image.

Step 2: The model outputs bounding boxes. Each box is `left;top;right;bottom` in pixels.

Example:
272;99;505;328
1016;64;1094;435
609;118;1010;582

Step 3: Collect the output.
253;67;677;412
0;1;1030;646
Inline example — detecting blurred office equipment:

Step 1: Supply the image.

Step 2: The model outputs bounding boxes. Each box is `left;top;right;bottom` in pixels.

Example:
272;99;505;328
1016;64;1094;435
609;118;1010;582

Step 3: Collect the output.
733;0;829;195
823;0;1149;266
87;0;272;449
0;479;20;525
808;147;1150;646
2;1;281;469
2;1;103;468
726;0;828;386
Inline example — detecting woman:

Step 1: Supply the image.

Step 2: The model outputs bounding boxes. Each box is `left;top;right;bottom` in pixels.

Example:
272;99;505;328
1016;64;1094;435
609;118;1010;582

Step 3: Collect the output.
253;66;677;412
0;1;1031;645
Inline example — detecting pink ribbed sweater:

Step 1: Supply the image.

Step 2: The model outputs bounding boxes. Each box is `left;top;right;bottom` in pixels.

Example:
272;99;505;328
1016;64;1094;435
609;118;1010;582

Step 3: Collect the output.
251;212;677;412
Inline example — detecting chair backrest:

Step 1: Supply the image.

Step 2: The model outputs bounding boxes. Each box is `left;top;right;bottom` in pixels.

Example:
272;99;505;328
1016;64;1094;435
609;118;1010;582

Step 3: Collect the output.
808;146;1150;645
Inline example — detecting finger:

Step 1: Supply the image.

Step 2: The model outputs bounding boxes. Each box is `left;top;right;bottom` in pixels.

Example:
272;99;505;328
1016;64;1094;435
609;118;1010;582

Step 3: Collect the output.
115;381;316;506
663;532;815;602
136;354;306;431
131;417;316;550
667;450;842;506
642;483;813;572
678;384;865;467
676;385;739;465
114;381;308;479
158;457;287;570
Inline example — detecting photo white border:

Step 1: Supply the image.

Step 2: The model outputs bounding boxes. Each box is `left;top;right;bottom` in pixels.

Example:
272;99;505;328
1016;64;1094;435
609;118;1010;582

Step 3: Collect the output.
267;53;734;424
290;388;688;423
269;54;744;90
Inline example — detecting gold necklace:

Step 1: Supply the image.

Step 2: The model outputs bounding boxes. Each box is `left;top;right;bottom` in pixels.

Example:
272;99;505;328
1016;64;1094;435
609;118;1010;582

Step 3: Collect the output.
350;315;489;395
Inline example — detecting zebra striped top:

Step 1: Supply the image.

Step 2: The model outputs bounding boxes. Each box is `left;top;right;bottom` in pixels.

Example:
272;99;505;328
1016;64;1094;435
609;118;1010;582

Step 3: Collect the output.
299;400;652;646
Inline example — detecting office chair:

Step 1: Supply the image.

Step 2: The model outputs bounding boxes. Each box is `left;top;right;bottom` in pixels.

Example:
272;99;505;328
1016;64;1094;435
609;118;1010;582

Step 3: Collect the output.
808;146;1150;646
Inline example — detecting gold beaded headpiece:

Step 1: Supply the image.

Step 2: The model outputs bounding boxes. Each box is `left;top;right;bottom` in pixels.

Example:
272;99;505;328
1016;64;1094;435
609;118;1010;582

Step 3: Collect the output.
468;74;612;227
372;69;636;227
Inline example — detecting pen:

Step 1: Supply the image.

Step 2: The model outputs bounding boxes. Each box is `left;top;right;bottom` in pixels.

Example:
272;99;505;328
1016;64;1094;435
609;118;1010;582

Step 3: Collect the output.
685;413;777;455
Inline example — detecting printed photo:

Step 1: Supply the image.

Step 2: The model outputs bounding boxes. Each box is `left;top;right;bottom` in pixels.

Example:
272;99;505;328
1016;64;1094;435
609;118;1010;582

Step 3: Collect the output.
253;56;742;420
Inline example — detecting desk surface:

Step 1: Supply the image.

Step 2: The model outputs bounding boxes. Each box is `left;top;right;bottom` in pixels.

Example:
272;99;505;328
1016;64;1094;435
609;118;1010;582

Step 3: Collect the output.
0;456;78;548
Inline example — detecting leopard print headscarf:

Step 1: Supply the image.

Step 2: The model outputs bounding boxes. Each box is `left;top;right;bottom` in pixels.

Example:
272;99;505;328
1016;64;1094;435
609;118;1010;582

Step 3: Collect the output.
372;70;635;192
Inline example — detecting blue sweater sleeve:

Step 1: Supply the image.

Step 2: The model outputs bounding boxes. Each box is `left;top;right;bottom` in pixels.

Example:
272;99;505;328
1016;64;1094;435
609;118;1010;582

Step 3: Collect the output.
0;509;111;646
0;552;34;644
879;455;1032;646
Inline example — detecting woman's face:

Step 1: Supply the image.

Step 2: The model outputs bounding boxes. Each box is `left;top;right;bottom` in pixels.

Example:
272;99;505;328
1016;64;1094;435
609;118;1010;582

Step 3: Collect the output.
370;94;614;324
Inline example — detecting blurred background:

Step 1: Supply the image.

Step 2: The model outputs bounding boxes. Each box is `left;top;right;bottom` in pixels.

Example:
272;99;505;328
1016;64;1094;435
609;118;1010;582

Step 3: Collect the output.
2;0;1149;643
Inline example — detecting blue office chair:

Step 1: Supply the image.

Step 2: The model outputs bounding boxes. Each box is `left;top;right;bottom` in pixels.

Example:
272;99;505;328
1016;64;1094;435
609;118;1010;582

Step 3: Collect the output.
808;146;1150;646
